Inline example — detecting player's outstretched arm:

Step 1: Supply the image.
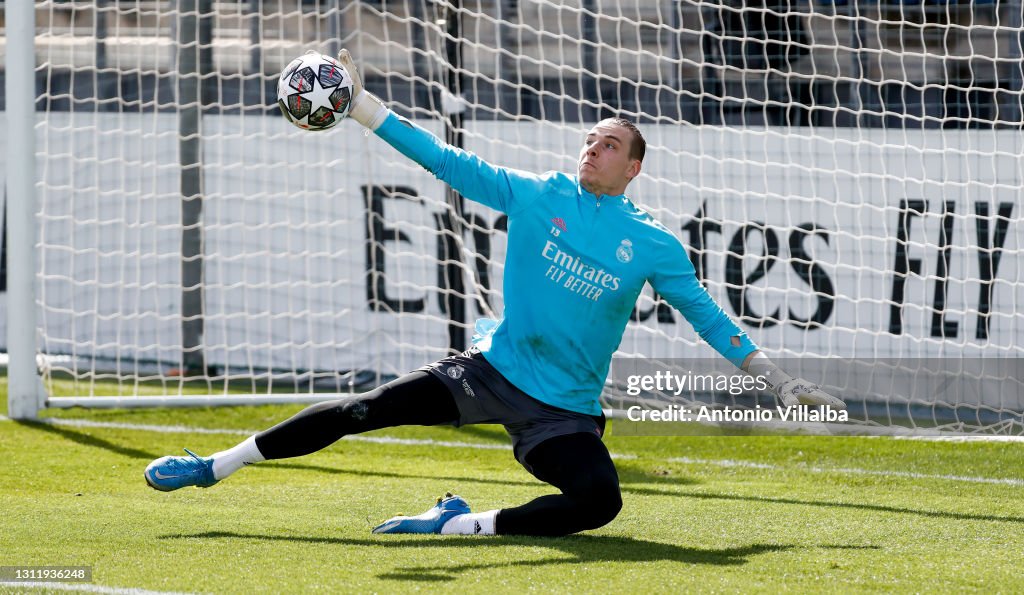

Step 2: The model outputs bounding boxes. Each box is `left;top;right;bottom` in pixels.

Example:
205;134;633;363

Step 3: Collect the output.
335;48;546;215
649;234;845;411
744;352;846;410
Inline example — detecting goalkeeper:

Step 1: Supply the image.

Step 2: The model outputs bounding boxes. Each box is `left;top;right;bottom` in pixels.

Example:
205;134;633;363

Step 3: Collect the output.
145;50;844;536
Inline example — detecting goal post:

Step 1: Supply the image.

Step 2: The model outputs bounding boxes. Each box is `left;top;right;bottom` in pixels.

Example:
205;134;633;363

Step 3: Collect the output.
7;1;1024;435
6;0;44;420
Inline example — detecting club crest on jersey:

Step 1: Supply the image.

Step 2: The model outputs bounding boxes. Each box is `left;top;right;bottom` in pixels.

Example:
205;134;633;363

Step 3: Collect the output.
616;239;633;263
446;365;464;380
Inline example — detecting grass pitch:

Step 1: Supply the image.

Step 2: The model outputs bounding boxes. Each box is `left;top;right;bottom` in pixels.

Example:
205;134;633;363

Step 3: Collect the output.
1;379;1022;593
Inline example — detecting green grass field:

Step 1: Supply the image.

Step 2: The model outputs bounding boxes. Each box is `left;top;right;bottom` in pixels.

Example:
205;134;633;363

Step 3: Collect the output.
2;378;1023;593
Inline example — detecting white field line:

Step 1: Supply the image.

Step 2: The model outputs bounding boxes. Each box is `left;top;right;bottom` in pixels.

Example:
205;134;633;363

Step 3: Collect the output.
36;416;510;449
668;456;1024;487
892;435;1024;443
4;415;1022;485
2;415;638;460
0;581;198;595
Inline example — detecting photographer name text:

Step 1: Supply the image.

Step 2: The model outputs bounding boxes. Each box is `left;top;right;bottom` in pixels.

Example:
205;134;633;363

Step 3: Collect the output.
625;405;849;423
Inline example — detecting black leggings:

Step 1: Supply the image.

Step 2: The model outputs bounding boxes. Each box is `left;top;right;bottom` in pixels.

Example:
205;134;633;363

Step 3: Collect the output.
496;431;622;536
253;370;621;536
255;371;458;458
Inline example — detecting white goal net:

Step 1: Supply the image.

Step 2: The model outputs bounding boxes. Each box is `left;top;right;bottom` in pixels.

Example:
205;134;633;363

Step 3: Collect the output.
6;0;1024;434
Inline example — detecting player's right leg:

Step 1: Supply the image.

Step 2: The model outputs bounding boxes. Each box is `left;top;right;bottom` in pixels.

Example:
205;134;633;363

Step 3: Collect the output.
494;430;622;535
144;371;459;491
372;431;621;536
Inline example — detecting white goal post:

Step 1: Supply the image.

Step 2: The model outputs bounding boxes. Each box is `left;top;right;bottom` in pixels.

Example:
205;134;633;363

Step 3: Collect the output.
5;1;1024;435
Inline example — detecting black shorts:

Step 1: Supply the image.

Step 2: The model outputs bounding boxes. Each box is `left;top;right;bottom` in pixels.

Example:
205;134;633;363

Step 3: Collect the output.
421;348;606;472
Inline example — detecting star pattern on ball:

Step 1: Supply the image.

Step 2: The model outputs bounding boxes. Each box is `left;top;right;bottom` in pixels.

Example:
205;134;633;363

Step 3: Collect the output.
300;73;338;116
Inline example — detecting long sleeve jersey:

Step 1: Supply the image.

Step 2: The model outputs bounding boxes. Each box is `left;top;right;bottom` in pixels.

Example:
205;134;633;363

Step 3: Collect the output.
375;113;758;416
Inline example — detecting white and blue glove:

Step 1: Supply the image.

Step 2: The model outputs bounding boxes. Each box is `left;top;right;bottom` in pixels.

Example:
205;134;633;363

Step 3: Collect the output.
335;48;390;130
746;352;846;410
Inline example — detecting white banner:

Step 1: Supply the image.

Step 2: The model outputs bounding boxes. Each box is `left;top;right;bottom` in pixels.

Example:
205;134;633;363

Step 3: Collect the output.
3;114;1022;382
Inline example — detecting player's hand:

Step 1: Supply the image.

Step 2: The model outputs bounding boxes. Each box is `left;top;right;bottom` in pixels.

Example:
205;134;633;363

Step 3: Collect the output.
775;377;846;410
745;351;846;411
334;48;389;130
335;49;364;96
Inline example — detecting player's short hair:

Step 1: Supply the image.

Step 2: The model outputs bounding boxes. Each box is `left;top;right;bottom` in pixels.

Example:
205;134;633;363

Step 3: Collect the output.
604;117;646;163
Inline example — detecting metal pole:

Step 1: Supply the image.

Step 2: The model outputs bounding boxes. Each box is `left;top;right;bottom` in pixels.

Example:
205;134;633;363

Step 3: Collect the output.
248;0;261;75
699;4;723;125
6;0;42;419
96;0;108;71
327;0;343;60
199;1;215;106
496;0;517;116
411;0;428;108
1006;0;1024;125
177;0;209;375
96;0;120;105
441;0;467;354
581;0;599;122
852;3;868;128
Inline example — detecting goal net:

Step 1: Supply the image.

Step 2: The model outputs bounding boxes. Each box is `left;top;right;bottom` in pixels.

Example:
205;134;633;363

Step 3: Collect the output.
7;0;1024;434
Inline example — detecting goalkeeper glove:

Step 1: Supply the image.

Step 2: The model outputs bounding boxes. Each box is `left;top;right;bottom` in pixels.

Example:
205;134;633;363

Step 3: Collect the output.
336;48;390;131
746;352;846;410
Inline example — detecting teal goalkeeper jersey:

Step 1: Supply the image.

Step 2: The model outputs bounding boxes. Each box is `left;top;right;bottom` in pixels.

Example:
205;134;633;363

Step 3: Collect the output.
375;114;758;416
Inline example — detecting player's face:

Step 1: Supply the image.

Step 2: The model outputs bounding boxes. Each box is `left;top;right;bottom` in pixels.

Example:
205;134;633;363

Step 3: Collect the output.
577;120;642;198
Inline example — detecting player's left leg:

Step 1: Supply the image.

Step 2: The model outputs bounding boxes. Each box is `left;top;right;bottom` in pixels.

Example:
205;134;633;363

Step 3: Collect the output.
252;370;458;460
144;371;459;491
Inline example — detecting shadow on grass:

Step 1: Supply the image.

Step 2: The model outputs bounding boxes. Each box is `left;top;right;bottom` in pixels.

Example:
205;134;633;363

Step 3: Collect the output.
17;420;158;460
18;419;1020;527
659;489;1024;525
22;418;1015;526
265;462;1024;525
159;531;799;581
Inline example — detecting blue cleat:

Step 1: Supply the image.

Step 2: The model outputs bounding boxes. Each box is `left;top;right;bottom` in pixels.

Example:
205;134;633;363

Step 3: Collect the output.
372;492;471;534
144;448;218;492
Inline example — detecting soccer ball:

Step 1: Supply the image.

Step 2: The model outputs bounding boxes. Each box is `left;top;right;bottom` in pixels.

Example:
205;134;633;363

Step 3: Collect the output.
276;52;355;131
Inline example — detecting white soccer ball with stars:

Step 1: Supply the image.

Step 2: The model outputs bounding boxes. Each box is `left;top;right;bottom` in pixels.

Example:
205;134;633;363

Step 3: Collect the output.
276;51;355;131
